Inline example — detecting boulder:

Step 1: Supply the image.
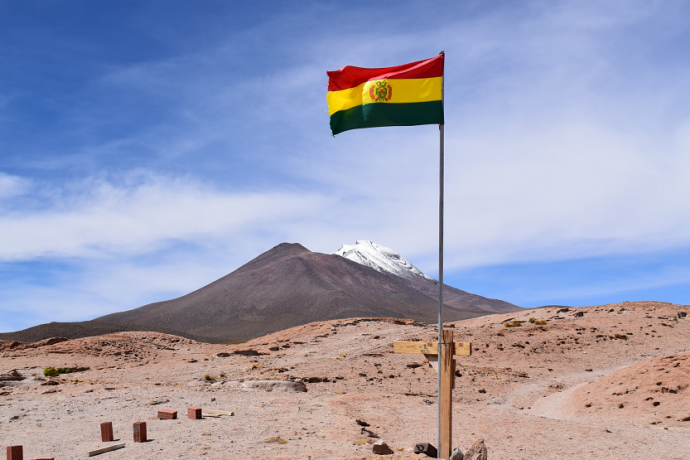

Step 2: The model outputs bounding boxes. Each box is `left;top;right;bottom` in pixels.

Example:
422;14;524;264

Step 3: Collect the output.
241;380;307;392
465;438;488;460
0;370;25;381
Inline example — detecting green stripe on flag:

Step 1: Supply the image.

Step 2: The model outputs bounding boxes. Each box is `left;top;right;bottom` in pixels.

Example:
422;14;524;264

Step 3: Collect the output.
330;101;444;135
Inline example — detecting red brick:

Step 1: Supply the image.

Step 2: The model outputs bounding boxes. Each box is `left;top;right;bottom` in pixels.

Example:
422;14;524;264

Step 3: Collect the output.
157;409;177;420
7;446;23;460
133;421;147;442
29;458;54;460
187;407;202;419
100;421;114;442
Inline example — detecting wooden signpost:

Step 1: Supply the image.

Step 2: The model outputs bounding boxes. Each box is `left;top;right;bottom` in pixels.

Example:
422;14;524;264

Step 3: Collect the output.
394;329;471;459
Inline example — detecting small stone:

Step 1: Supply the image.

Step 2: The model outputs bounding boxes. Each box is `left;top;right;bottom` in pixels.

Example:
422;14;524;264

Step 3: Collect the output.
450;447;465;460
361;427;379;438
355;418;370;427
464;438;488;460
147;398;170;405
372;440;394;455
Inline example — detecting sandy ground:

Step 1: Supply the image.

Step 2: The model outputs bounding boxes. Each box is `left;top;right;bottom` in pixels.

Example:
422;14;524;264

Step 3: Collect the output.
1;301;689;459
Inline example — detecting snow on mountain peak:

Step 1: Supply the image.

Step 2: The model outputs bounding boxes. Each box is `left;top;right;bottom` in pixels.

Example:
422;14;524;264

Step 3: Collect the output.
333;240;433;280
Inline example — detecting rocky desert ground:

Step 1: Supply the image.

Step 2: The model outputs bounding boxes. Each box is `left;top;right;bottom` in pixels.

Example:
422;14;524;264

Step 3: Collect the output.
1;301;688;459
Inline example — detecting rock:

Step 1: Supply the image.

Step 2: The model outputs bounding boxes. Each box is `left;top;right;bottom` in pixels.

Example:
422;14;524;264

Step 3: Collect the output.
450;447;465;460
355;418;370;427
240;380;307;392
361;427;379;438
465;438;488;460
147;398;170;405
372;440;394;455
233;349;269;356
215;352;231;357
67;366;90;373
43;337;69;346
414;443;437;457
0;370;25;381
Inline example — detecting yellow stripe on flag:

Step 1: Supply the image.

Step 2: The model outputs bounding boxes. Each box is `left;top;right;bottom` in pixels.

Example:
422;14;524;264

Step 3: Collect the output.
327;77;443;116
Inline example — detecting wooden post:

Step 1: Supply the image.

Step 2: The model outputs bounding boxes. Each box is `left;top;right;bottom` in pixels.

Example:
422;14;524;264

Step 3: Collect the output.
439;329;454;459
394;332;471;459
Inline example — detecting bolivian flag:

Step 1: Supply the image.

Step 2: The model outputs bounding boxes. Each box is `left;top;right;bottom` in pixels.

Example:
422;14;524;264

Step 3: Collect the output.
327;54;444;135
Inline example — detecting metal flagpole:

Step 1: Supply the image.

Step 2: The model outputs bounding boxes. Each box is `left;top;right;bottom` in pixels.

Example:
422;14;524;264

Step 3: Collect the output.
437;50;445;458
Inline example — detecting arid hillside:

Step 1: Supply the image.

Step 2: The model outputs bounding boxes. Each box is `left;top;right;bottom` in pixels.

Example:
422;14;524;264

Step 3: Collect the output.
0;301;688;459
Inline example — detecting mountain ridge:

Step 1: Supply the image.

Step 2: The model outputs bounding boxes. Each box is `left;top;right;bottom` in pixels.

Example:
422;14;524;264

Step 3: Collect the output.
334;240;521;314
98;242;491;340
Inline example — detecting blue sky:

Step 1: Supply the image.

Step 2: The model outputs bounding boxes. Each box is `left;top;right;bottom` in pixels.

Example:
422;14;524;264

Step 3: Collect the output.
2;0;690;332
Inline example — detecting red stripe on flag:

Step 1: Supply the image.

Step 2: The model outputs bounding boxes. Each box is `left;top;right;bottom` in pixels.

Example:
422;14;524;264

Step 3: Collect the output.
327;55;443;92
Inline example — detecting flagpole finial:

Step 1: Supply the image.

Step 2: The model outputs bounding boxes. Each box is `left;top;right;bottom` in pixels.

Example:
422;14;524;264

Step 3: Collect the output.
439;50;444;55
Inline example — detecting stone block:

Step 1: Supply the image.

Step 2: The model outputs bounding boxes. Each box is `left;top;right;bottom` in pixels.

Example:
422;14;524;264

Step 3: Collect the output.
7;446;23;460
157;409;177;420
414;442;437;457
100;421;114;442
133;421;147;442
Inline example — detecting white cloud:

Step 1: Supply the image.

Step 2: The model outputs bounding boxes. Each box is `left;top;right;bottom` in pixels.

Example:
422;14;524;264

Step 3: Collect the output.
0;173;29;200
0;172;330;262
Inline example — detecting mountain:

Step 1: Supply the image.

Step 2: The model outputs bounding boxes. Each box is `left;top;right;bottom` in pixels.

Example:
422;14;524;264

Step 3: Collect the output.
334;240;521;314
97;243;486;341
